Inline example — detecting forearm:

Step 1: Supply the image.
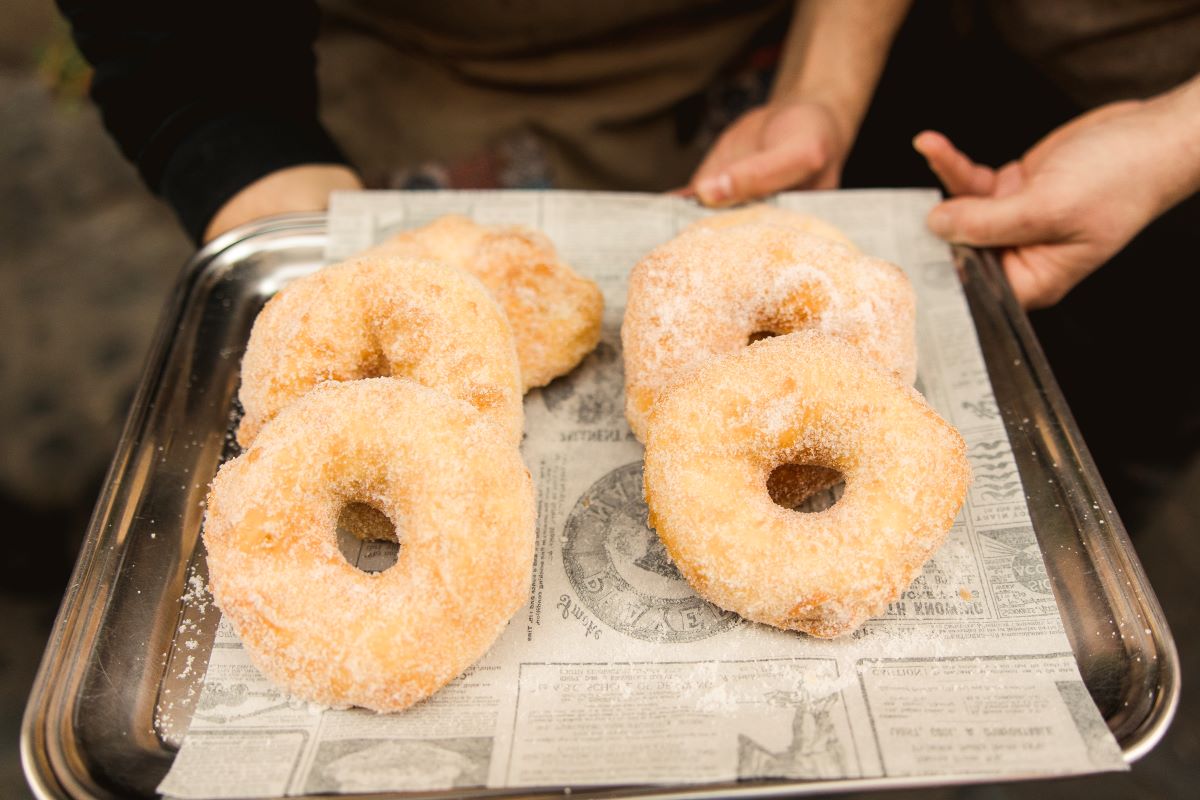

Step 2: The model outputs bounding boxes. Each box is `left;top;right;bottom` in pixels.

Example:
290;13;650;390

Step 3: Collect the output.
55;0;351;243
203;164;363;244
771;0;912;140
1145;72;1200;214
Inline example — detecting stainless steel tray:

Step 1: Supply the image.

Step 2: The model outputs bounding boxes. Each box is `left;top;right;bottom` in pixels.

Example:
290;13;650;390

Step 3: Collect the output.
22;213;1179;799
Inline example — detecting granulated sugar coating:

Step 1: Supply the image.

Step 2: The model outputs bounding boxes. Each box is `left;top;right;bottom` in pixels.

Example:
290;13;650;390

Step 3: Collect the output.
642;332;970;639
621;222;917;442
367;215;604;390
683;204;858;249
204;378;536;712
236;255;523;448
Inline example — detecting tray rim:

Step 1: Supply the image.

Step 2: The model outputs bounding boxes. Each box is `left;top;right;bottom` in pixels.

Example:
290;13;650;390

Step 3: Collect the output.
21;207;1181;800
955;245;1180;763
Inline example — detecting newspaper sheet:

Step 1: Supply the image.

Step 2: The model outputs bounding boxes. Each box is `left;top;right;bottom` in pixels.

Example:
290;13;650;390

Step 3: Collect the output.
158;190;1126;798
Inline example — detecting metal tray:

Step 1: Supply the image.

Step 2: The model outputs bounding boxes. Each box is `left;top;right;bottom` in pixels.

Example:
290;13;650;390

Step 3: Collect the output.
22;213;1179;799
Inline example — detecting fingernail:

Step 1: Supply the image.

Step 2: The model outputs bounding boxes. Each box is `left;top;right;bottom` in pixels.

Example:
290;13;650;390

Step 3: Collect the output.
697;173;733;205
927;207;952;237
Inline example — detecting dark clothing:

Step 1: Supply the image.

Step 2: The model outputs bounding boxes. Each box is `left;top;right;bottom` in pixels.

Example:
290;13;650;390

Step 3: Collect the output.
55;0;347;242
55;0;787;242
986;0;1200;108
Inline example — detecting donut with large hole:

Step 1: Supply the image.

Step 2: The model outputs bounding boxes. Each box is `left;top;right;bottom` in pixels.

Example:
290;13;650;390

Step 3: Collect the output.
205;378;535;711
642;332;969;638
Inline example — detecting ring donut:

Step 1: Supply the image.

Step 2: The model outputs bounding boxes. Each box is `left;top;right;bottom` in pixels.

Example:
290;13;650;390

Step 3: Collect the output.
685;204;856;248
643;332;969;638
622;222;916;442
370;215;604;390
237;255;523;447
204;378;535;711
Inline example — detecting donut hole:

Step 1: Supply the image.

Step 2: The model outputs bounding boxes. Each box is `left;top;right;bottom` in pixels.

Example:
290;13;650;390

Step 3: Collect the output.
358;351;391;380
767;463;846;513
748;330;781;344
335;501;400;573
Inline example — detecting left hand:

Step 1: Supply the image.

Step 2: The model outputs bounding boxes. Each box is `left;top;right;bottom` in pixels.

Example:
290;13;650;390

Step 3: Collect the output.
687;99;846;207
204;164;364;244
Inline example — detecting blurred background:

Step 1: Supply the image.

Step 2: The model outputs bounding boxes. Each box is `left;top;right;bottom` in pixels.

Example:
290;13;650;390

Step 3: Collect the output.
1;1;1196;798
2;2;190;795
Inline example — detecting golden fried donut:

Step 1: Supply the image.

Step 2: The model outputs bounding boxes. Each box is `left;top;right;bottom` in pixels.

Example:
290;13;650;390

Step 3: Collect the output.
643;332;970;638
237;255;522;447
622;222;916;442
685;204;857;248
369;215;604;390
204;378;535;712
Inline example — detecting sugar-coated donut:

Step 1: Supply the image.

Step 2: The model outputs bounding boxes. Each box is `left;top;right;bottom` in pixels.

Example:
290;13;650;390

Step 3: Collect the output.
237;255;522;448
622;223;916;442
204;378;535;712
369;215;604;390
685;204;856;248
643;332;970;638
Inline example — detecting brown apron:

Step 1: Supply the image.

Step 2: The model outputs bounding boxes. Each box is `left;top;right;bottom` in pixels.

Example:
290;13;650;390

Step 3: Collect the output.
315;0;787;190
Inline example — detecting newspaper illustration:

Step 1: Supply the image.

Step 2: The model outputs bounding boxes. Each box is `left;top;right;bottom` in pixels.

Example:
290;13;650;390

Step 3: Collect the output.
158;190;1126;799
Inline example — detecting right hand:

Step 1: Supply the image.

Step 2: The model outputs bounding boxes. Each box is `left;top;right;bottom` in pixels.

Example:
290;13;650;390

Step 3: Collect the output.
203;164;363;243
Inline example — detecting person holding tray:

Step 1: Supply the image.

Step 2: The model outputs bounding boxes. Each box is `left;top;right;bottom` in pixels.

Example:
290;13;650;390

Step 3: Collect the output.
688;2;1200;527
55;0;1199;527
692;1;1200;531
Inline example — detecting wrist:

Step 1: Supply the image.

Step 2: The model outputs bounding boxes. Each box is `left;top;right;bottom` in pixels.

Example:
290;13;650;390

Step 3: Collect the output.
1147;76;1200;213
769;0;910;150
767;89;857;157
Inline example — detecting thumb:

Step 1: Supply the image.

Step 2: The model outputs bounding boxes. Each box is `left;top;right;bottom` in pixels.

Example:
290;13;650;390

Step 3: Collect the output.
926;193;1052;248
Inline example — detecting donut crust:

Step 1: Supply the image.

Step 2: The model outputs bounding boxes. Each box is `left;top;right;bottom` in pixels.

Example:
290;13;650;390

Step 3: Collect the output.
685;204;857;248
643;332;970;638
237;255;523;447
370;215;604;390
205;378;535;711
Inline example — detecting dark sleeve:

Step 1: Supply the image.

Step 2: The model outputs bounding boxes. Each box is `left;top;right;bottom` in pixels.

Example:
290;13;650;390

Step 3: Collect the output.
56;0;350;243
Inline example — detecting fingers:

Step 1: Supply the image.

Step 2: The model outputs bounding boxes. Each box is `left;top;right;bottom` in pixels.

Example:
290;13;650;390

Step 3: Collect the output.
926;193;1052;248
689;129;748;201
693;144;829;206
917;131;1058;248
931;192;1092;310
694;172;736;206
912;130;996;197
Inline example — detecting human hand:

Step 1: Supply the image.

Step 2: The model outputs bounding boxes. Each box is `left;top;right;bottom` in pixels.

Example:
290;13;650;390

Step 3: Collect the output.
915;95;1195;309
203;164;363;243
687;100;846;207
